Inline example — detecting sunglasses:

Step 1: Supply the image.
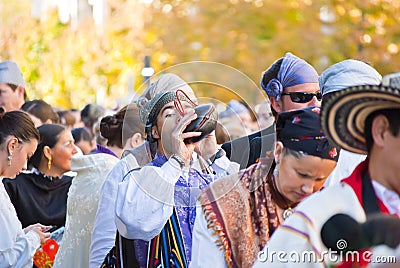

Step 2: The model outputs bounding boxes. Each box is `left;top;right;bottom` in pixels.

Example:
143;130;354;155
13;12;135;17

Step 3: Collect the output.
281;92;322;103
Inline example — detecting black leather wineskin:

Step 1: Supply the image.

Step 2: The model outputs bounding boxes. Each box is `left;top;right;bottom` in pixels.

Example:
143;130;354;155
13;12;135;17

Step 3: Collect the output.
183;103;218;144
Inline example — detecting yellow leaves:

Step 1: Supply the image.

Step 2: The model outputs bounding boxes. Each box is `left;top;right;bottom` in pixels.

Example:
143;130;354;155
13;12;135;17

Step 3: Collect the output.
387;43;399;54
361;34;372;44
162;3;173;13
1;0;400;109
348;8;362;19
254;0;264;8
336;5;346;16
302;0;313;6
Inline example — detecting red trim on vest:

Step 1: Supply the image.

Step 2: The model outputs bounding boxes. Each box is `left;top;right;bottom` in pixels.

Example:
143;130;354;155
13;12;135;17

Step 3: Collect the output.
337;159;390;268
341;159;390;214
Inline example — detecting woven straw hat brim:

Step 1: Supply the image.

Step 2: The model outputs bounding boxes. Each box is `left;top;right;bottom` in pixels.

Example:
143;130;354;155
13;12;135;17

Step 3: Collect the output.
321;84;400;154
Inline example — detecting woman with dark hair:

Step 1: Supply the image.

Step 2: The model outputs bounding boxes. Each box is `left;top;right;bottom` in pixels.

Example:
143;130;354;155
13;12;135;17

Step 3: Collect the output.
21;99;60;127
3;124;78;228
0;109;50;267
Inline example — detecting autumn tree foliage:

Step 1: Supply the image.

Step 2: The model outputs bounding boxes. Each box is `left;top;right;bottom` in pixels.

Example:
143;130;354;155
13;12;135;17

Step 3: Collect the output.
0;0;399;109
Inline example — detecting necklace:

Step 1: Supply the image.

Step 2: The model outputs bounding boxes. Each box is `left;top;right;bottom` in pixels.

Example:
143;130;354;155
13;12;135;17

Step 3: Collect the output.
282;207;294;220
33;168;62;181
268;173;298;220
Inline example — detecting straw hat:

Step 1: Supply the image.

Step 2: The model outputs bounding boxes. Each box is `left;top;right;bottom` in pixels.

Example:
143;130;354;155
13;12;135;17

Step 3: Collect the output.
321;84;400;154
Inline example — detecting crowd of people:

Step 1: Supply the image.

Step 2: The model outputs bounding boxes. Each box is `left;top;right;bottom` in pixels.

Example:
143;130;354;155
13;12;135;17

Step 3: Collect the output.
0;53;399;268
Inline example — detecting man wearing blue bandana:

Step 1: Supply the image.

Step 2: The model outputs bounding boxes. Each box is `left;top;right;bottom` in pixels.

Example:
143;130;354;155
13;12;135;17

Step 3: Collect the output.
263;52;321;115
222;52;321;168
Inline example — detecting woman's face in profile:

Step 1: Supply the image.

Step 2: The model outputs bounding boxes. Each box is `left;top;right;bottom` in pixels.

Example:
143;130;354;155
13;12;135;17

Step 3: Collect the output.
49;130;78;173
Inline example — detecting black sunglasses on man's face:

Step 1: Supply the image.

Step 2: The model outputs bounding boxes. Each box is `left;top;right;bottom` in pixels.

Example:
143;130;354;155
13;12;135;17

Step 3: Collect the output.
281;92;322;103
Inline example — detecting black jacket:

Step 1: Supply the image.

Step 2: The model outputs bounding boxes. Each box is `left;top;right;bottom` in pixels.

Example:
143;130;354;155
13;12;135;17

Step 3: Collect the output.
221;124;275;169
3;171;73;227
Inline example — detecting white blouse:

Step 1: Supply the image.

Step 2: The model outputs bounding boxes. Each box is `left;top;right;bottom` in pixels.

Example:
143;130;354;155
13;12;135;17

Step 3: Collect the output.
0;179;41;268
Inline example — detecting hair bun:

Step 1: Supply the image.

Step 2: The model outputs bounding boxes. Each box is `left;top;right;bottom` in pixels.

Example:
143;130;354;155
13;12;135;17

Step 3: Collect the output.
100;115;120;140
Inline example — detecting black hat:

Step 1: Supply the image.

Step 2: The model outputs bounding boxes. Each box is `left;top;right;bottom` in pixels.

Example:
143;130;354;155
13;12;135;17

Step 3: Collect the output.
277;106;339;161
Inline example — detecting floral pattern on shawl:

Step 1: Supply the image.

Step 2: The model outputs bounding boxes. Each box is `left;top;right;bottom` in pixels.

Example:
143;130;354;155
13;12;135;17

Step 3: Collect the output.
198;154;279;268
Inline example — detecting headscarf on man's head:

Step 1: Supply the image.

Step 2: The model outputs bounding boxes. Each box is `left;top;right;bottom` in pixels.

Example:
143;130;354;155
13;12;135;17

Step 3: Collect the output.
319;59;382;97
137;73;196;125
276;106;339;161
261;53;319;101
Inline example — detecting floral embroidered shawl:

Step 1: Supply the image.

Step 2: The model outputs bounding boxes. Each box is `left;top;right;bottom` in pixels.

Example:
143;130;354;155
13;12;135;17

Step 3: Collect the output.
198;155;279;268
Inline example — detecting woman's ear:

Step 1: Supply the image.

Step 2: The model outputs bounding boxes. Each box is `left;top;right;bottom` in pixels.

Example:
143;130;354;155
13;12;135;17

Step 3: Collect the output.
7;137;19;155
274;141;284;163
43;145;53;160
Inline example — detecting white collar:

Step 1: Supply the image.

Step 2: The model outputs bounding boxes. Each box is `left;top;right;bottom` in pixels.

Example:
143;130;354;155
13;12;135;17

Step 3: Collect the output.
371;180;400;216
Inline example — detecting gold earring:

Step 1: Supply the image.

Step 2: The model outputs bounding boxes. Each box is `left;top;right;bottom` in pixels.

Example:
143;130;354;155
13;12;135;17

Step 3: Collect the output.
47;156;52;170
7;152;12;166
